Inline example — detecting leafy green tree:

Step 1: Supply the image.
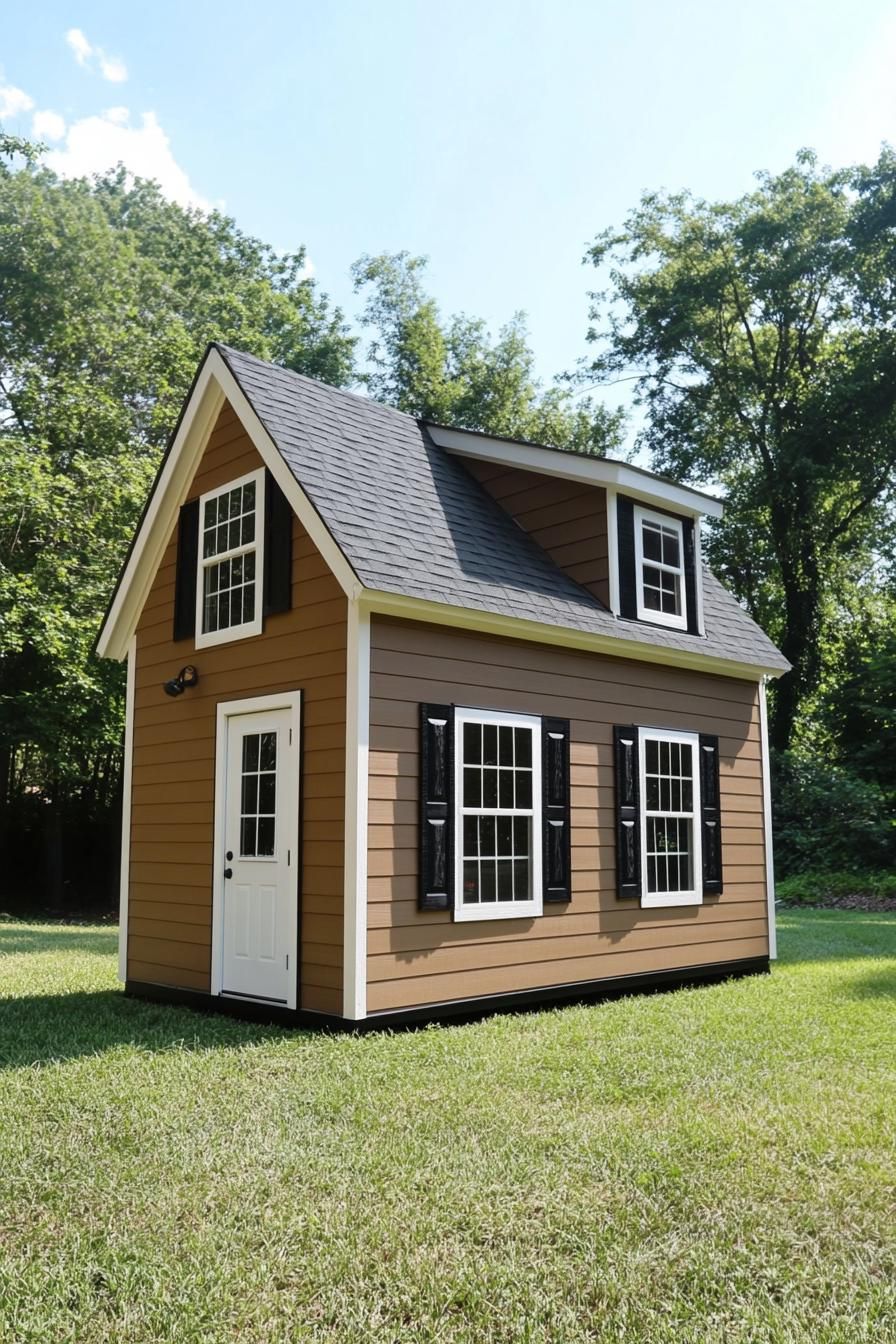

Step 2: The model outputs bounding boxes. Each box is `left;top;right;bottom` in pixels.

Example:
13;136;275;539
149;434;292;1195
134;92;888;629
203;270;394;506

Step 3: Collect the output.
0;133;355;904
352;252;625;455
584;149;896;749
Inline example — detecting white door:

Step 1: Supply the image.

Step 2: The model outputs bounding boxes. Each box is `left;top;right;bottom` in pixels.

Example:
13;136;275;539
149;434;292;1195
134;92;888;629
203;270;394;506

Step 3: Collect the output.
218;701;299;1005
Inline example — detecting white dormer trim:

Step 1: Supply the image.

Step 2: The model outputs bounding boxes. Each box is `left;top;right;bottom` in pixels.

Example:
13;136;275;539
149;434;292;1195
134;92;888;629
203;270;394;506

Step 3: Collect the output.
96;346;362;661
427;424;724;521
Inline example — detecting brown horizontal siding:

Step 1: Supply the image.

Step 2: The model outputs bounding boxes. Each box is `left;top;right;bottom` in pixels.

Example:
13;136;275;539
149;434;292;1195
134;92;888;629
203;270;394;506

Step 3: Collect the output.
366;616;769;1014
464;460;610;606
129;402;346;1012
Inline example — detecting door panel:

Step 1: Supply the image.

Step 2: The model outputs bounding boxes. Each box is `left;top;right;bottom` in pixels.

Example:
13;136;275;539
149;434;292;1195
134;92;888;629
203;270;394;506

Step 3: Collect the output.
219;702;298;1004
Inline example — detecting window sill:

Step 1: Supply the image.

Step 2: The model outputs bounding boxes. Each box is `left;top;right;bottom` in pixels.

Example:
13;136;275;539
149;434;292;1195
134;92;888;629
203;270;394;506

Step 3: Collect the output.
195;618;264;650
641;891;703;909
454;901;542;923
634;607;690;632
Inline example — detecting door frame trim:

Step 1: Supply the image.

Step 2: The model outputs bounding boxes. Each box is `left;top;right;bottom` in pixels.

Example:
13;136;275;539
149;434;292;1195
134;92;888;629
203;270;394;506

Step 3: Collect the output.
211;690;302;1010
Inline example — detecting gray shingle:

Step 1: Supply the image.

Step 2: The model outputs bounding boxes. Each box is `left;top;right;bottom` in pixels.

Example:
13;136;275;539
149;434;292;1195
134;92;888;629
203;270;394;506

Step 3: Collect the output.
218;345;789;674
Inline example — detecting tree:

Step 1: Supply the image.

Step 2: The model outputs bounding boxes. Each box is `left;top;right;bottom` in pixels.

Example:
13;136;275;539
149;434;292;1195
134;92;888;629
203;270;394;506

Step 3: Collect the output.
584;149;896;750
0;133;355;906
352;252;625;454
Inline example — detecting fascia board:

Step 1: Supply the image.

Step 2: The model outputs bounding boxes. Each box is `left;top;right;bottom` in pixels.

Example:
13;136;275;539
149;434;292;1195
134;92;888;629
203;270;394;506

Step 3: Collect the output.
428;424;724;520
96;348;362;660
358;587;787;682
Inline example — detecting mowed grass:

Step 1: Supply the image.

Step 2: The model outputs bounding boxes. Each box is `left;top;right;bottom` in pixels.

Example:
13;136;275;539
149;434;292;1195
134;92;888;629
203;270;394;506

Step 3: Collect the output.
0;913;894;1343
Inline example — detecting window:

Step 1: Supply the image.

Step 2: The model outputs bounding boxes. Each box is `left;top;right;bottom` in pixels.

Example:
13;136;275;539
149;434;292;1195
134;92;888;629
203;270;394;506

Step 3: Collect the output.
240;730;277;858
454;708;542;921
634;505;687;631
638;727;702;907
195;468;264;648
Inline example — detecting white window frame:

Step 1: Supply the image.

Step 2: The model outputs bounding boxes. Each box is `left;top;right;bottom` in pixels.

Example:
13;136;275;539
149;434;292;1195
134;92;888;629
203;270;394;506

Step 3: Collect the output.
638;726;703;908
454;706;543;922
195;467;265;649
634;505;688;631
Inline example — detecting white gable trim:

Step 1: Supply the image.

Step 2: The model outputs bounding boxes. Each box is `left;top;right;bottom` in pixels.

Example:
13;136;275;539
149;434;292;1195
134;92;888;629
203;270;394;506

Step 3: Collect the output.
427;423;724;520
359;588;788;681
97;347;361;661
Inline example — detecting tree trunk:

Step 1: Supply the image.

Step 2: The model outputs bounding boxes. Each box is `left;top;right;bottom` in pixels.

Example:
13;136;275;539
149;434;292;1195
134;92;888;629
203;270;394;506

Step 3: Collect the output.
43;791;64;914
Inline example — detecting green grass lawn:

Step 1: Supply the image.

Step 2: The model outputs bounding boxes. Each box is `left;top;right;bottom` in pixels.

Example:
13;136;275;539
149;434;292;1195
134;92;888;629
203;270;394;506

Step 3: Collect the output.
1;912;894;1343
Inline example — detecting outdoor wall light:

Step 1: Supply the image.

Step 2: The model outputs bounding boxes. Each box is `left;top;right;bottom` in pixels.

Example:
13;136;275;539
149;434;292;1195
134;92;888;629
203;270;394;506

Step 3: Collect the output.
163;665;200;698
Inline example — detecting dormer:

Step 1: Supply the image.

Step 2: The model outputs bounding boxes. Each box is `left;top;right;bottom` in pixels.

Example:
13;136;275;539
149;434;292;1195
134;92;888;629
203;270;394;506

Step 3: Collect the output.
426;423;722;638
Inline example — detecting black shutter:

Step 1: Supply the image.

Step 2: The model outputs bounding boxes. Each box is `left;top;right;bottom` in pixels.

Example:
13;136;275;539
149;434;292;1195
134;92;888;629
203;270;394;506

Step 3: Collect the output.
419;704;454;911
614;725;641;897
542;717;571;904
699;733;723;895
617;496;637;619
683;517;700;635
263;470;293;617
172;498;200;641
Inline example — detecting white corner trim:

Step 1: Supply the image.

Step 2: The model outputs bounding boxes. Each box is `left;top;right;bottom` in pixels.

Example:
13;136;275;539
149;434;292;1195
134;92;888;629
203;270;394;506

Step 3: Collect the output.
428;423;724;519
605;485;620;615
758;677;777;960
343;603;370;1020
97;347;362;661
694;518;706;637
118;635;137;983
359;588;787;682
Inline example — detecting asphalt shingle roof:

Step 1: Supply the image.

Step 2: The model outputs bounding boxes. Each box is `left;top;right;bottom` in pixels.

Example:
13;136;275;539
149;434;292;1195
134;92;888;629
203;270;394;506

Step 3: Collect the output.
219;344;789;674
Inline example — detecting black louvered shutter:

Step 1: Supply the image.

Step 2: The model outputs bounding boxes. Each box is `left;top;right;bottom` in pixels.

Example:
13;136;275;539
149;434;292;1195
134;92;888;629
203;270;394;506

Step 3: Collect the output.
614;725;641;897
683;518;700;635
699;733;723;895
263;470;293;617
616;496;638;618
542;718;571;904
419;704;454;911
173;498;200;641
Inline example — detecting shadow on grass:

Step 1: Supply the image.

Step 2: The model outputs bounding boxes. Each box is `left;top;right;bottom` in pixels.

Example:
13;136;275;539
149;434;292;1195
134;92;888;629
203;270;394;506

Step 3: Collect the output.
0;990;292;1071
0;927;118;957
845;967;896;1000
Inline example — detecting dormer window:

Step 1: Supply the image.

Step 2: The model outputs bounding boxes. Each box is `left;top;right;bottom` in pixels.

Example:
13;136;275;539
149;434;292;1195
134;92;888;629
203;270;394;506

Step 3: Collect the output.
633;505;688;631
195;468;265;648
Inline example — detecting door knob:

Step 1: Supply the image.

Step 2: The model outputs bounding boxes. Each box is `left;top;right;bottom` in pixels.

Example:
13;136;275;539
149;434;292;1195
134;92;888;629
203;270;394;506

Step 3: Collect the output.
223;867;233;879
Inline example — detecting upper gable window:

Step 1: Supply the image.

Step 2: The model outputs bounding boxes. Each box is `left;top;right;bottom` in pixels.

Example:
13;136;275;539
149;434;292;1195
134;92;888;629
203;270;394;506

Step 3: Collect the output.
633;505;688;631
195;468;265;648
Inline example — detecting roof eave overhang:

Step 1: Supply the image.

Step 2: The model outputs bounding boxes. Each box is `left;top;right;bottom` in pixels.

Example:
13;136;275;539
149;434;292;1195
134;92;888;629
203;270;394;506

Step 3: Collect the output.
358;587;788;681
96;346;362;661
425;424;724;520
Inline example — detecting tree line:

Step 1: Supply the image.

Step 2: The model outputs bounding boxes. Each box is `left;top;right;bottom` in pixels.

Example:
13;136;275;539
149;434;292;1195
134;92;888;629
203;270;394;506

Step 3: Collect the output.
1;132;893;911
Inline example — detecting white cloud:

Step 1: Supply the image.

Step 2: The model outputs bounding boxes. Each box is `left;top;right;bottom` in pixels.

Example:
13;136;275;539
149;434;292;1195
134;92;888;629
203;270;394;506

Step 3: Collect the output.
65;28;92;67
64;28;128;83
46;107;209;211
0;84;35;120
32;109;66;142
98;52;128;84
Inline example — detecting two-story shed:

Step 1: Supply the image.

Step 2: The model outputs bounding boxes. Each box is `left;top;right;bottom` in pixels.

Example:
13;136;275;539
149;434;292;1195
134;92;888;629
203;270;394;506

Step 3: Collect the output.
97;344;788;1027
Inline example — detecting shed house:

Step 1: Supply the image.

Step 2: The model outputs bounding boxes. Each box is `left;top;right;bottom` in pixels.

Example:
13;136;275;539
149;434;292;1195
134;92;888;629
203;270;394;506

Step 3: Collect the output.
97;343;789;1027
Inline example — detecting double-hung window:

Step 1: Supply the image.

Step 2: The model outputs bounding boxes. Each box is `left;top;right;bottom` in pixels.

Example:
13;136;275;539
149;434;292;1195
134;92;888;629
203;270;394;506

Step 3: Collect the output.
195;468;264;648
634;505;687;630
639;727;702;907
455;707;543;921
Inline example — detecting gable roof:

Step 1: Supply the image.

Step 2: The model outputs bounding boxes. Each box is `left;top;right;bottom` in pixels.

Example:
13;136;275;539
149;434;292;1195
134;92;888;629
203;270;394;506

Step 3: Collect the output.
97;342;788;676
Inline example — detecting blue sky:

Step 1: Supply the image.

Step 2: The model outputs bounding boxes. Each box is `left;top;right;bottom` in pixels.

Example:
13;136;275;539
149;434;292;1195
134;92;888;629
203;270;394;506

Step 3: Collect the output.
2;0;894;407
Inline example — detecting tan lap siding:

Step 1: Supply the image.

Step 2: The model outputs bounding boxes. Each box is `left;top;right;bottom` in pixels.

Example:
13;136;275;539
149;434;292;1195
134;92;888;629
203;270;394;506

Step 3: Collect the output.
463;460;610;607
367;616;768;1014
130;403;347;1014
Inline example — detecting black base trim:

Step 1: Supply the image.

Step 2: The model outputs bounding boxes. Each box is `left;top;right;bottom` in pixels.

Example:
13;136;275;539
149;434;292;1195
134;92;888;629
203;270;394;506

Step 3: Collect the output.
126;955;769;1033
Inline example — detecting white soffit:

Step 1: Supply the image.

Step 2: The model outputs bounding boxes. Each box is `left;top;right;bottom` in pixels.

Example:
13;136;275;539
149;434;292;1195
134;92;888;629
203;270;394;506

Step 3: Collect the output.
427;424;724;520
